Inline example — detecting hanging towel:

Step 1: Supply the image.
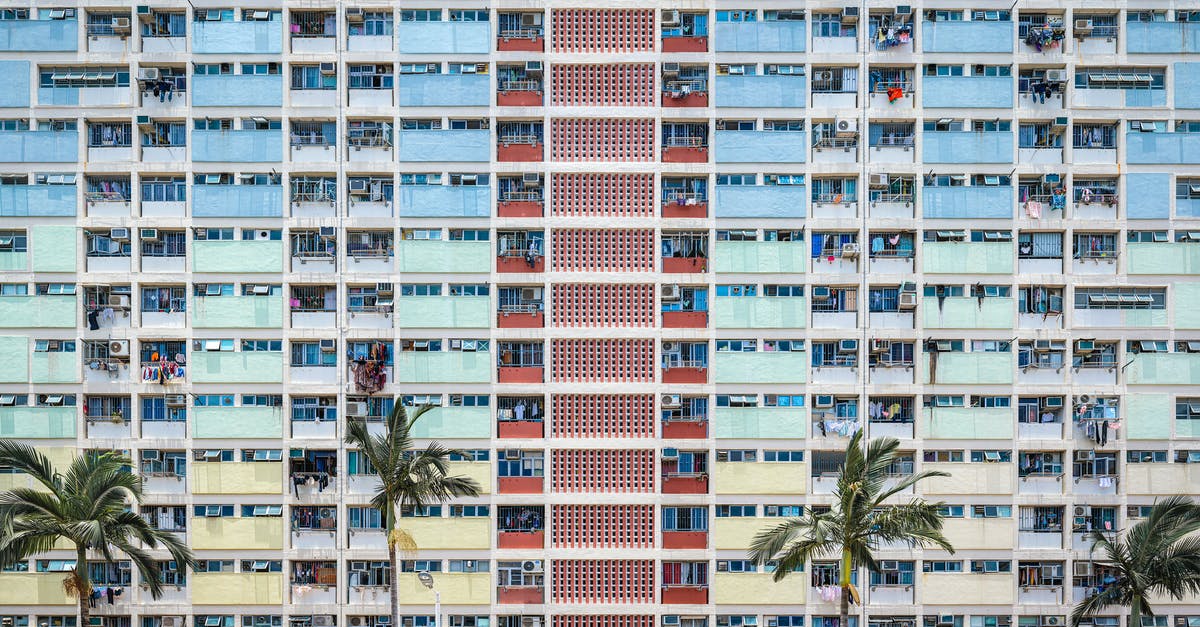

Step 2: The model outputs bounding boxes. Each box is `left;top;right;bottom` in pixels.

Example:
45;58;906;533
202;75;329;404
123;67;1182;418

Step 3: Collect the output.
1025;201;1042;219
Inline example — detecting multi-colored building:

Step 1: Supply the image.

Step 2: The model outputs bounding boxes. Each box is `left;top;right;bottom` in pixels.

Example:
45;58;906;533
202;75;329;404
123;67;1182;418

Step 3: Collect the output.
1;3;1199;627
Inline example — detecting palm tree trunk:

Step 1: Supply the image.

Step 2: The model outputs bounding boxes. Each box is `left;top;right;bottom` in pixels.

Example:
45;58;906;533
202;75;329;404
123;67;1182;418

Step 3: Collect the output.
387;507;400;627
76;546;90;627
839;548;852;627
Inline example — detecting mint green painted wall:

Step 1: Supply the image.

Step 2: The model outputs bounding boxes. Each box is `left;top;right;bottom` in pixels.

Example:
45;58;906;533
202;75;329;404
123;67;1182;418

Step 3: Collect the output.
0;336;28;382
922;407;1013;439
1178;419;1200;438
191;296;284;328
192;241;284;273
923;352;1013;384
396;296;490;328
713;241;807;273
713;297;807;328
1125;354;1200;385
0;296;75;328
713;407;807;438
396;351;491;383
0;252;26;271
398;241;490;273
1127;243;1200;274
30;225;75;272
30;352;77;383
193;406;284;438
1178;284;1200;329
714;352;807;384
921;242;1014;274
1126;394;1172;440
191;352;285;383
408;406;491;438
922;297;1013;329
1118;309;1170;328
0;406;75;438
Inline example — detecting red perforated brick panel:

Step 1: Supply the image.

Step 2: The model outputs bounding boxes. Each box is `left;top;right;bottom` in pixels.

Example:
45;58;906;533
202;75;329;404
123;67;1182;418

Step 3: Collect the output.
551;64;655;107
551;394;655;438
550;173;654;217
551;339;655;382
550;9;654;53
551;559;655;603
551;229;654;272
550;118;654;162
551;283;654;327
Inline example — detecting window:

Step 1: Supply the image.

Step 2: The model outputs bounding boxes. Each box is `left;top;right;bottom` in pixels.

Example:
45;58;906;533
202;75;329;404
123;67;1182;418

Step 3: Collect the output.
716;505;756;518
497;450;543;477
923;450;963;463
970;560;1012;573
972;505;1012;518
869;561;914;585
922;561;963;573
717;449;756;462
662;562;709;586
716;560;757;573
764;450;805;462
350;11;392;35
1075;287;1165;310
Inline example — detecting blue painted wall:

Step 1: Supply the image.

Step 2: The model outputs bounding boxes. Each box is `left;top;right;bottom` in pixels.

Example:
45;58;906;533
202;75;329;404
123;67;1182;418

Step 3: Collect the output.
1125;173;1171;219
193;185;284;218
0;61;30;107
397;22;489;54
715;185;807;218
193;21;282;54
0;20;76;51
398;186;491;217
0;131;77;162
1176;63;1200;109
922;131;1014;164
398;74;490;107
714;131;806;163
922;21;1012;53
715;75;807;108
922;76;1013;108
398;129;489;162
922;186;1013;219
715;22;806;52
1127;133;1200;165
192;130;283;162
1127;22;1200;54
0;186;76;217
192;75;283;107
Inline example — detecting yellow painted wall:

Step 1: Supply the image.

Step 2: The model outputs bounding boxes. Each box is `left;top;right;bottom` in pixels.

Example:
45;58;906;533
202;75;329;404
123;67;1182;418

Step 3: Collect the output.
1125;465;1200;495
192;573;284;605
448;461;491;494
941;517;1015;550
0;573;72;605
191;461;283;494
191;517;284;550
921;573;1014;605
713;573;804;605
714;518;773;550
921;463;1014;495
395;572;490;605
0;447;74;492
714;462;807;494
404;518;489;549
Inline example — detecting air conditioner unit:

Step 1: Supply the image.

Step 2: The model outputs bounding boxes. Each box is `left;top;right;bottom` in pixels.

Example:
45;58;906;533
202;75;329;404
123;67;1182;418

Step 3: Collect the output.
1044;396;1064;409
1077;394;1092;405
313;618;335;627
524;61;543;74
349;619;365;627
522;619;543;627
110;227;130;240
139;228;159;241
814;394;835;408
841;242;861;258
1052;116;1069;129
521;13;543;27
349;178;368;194
1075;340;1096;353
108;294;130;308
319;226;336;238
254;230;271;241
939;617;955;626
870;339;891;353
521;172;540;186
346;8;364;21
663;618;681;627
869;173;889;187
661;284;681;301
319;62;336;76
662;448;679;459
898;292;918;309
838;339;858;353
1044;69;1068;83
728;66;745;75
662;10;680;26
662;62;681;75
880;560;898;570
346;402;368;416
111;16;131;31
522;560;544;573
896;5;912;15
108;340;130;358
1045;618;1064;627
376;282;394;295
136;115;153;128
520;287;541;301
811;286;832;299
319;339;336;352
842;6;859;21
1075;19;1093;32
1043;173;1061;184
835;118;859;137
662;394;682;408
1074;562;1093;577
662;341;679;353
1033;339;1053;352
166;394;186;407
1075;450;1095;461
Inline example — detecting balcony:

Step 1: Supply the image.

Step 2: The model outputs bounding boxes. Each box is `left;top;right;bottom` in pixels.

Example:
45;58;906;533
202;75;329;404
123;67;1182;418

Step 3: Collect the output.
192;573;284;605
0;16;75;52
193;240;284;273
922;406;1014;439
190;352;285;384
398;74;489;107
192;461;283;494
1127;21;1200;53
663;529;707;549
398;185;489;218
192;75;283;107
498;365;543;383
497;585;544;605
922;242;1014;274
714;130;806;163
923;352;1013;385
713;406;806;438
714;184;807;218
0;406;75;439
662;472;708;494
715;75;806;108
497;307;544;329
397;22;489;54
191;297;283;329
395;351;490;383
923;76;1014;109
714;21;806;52
0;573;72;606
922;573;1014;606
662;79;707;108
193;130;282;162
497;80;542;107
0;295;75;328
662;585;708;604
715;461;806;495
398;129;489;162
661;139;707;163
923;297;1014;329
1127;133;1200;165
498;529;544;549
0;185;76;217
191;517;283;550
0;131;77;162
662;417;707;439
497;137;543;163
923;131;1014;163
714;351;807;384
662;361;708;384
713;296;806;328
193;20;282;54
922;20;1013;53
498;417;543;438
498;476;543;494
662;310;706;328
398;240;490;273
396;296;489;328
498;24;543;51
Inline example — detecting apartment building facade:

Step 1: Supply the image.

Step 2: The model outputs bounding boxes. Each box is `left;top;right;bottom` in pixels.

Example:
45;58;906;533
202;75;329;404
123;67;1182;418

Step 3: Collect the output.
0;2;1199;627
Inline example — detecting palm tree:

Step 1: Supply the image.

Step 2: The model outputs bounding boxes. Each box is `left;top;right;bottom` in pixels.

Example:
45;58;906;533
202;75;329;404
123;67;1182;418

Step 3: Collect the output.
749;431;954;627
344;403;481;626
1071;495;1200;627
0;441;196;627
